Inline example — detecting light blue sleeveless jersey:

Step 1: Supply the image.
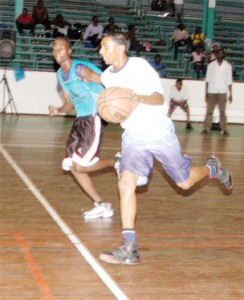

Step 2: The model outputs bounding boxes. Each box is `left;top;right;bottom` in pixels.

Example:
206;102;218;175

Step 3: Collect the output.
57;59;104;117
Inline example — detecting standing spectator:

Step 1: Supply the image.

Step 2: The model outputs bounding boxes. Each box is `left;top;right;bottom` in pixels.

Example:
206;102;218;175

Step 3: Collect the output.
103;17;119;35
83;16;104;48
169;0;175;16
174;0;184;22
191;26;205;51
202;48;233;136
16;8;35;36
150;54;167;77
32;0;51;31
168;78;192;130
207;42;220;63
206;42;220;130
171;23;191;60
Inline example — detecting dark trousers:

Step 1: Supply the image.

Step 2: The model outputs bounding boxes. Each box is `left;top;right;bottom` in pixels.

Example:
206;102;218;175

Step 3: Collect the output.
16;22;35;35
203;93;227;131
193;62;206;79
173;37;191;59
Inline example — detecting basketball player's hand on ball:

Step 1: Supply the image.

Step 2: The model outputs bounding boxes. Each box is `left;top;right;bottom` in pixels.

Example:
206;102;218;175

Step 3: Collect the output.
124;88;141;107
49;105;59;116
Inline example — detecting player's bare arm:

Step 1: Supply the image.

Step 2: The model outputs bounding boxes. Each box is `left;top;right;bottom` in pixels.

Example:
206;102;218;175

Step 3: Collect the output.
80;65;102;84
140;92;164;105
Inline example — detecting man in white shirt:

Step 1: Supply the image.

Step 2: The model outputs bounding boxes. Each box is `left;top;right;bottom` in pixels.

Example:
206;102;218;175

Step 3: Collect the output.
168;78;192;130
171;23;190;60
202;48;233;136
83;15;104;48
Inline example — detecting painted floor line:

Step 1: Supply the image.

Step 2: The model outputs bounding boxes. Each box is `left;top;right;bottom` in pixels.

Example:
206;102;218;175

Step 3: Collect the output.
0;144;129;300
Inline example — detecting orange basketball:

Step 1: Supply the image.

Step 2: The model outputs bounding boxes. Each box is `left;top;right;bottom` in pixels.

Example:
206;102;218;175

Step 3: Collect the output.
97;87;139;123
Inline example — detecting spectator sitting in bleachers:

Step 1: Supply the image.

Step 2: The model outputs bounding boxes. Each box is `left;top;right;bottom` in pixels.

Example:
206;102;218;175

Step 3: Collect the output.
188;46;206;79
171;23;191;60
83;15;104;48
103;17;119;35
174;0;184;22
32;0;51;38
32;0;51;32
169;0;175;17
151;0;167;11
150;54;167;77
190;26;205;51
51;14;71;38
127;24;146;53
16;8;35;36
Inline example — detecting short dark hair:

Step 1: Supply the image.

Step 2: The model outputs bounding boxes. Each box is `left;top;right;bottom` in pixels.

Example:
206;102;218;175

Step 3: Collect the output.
54;36;72;49
104;31;131;52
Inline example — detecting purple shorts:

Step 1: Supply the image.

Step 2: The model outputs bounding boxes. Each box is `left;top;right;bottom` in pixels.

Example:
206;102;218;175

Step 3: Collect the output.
120;131;192;184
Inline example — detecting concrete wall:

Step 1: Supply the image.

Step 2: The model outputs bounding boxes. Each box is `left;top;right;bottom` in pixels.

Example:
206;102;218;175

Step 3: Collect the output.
0;68;243;124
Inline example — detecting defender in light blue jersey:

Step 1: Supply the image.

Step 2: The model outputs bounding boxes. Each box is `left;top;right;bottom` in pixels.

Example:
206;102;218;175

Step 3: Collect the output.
49;37;115;219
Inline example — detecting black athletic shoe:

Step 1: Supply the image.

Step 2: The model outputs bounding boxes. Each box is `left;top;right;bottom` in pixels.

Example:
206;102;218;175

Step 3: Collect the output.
201;129;209;135
185;122;193;131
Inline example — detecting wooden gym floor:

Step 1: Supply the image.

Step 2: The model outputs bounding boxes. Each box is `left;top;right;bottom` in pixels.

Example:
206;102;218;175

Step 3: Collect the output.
0;114;243;300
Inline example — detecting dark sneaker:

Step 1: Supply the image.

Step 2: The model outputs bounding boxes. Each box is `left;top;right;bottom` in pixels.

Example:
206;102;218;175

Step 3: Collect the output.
221;130;229;136
113;152;121;178
201;129;209;135
185;122;193;131
99;239;140;265
205;156;233;190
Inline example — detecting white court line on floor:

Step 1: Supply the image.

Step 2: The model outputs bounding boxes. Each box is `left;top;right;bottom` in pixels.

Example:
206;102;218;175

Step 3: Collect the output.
0;144;129;300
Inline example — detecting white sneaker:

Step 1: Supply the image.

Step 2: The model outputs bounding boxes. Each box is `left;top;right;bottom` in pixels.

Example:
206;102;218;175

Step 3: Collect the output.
83;202;114;219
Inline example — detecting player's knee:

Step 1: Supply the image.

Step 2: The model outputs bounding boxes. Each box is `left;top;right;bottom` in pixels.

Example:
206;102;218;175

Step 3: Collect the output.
118;174;137;193
72;162;86;173
176;180;192;190
118;177;130;191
